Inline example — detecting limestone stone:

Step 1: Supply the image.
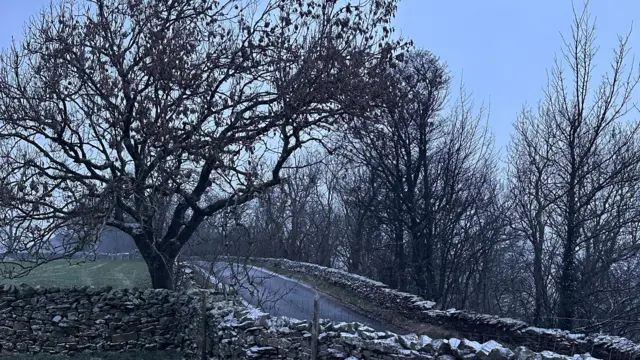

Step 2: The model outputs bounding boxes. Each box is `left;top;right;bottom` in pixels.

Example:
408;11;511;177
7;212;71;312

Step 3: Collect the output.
0;262;617;360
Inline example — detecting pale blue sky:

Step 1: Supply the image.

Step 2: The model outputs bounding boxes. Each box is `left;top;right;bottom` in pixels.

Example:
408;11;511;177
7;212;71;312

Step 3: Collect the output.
1;0;638;156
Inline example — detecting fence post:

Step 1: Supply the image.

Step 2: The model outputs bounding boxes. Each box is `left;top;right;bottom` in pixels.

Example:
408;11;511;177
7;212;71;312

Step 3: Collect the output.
201;290;208;360
311;291;320;360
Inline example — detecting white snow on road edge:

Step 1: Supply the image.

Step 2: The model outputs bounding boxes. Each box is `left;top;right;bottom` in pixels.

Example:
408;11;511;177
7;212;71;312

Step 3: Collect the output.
245;264;318;292
189;261;387;330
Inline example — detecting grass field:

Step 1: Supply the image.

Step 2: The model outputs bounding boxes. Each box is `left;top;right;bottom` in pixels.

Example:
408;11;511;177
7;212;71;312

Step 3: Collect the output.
0;259;151;289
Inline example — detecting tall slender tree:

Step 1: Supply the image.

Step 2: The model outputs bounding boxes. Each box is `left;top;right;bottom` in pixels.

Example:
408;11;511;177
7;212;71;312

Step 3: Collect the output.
508;3;640;330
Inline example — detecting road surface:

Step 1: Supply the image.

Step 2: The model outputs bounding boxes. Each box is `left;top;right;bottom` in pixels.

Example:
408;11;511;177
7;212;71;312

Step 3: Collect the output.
193;261;401;333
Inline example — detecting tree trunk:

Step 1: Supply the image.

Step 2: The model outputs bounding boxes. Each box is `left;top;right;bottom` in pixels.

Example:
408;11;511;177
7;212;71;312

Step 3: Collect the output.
146;254;177;290
422;211;435;300
558;184;578;330
410;223;426;296
422;158;436;301
557;238;576;330
349;221;363;274
532;209;546;327
135;235;178;290
394;220;406;291
533;241;544;326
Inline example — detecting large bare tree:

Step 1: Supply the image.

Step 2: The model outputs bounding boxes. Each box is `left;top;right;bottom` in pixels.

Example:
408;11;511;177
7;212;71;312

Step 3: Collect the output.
508;104;558;326
507;3;640;330
0;0;407;289
340;49;505;305
343;49;449;293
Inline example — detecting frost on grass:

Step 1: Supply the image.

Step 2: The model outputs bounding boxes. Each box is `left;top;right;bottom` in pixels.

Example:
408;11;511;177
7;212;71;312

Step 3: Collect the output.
0;259;150;289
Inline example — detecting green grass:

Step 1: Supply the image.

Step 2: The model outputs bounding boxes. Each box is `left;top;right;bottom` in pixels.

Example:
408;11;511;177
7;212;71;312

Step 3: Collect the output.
0;259;151;289
0;350;184;360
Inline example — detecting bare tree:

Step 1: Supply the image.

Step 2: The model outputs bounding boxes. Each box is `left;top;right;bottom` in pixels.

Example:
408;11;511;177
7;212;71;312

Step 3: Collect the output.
338;49;505;308
0;0;407;289
231;152;343;266
424;89;503;308
334;164;382;276
507;2;640;330
342;49;449;293
507;105;558;326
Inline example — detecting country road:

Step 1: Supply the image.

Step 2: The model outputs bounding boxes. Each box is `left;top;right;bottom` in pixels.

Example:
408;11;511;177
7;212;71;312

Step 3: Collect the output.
193;261;402;333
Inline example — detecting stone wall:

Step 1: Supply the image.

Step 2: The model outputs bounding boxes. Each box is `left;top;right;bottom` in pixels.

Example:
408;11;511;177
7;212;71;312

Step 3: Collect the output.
208;255;437;313
0;282;201;357
205;297;599;360
222;256;640;360
0;258;627;360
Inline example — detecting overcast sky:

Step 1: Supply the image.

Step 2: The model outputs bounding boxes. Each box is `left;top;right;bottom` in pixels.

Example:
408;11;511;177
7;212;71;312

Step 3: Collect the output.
1;0;638;158
394;0;639;156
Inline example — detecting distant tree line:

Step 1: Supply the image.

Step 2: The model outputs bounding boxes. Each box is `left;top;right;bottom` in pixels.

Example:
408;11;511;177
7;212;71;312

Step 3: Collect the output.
203;5;640;340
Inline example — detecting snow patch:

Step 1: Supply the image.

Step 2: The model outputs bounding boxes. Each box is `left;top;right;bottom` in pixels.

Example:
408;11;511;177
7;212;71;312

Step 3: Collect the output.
245;307;268;320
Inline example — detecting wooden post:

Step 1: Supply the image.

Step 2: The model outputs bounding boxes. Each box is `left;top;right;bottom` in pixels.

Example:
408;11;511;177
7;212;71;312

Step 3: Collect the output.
201;291;208;360
311;291;320;360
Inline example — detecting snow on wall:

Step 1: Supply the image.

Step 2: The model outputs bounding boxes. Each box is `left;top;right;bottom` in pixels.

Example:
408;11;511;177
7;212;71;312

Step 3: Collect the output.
208;297;600;360
224;256;640;360
219;256;437;312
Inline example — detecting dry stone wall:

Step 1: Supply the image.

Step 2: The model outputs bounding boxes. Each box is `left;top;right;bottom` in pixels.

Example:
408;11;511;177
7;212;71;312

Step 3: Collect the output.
205;297;600;360
226;256;640;360
0;259;626;360
212;256;437;312
0;282;201;357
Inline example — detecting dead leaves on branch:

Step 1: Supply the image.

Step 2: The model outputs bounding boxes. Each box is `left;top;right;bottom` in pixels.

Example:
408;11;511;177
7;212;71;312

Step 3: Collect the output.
0;0;408;257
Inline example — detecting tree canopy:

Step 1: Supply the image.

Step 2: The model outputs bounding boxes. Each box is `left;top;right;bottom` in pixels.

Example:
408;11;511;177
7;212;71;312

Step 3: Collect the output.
0;0;407;289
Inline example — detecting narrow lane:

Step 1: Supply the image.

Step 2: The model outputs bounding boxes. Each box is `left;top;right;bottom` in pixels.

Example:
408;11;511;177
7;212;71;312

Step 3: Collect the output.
194;261;403;333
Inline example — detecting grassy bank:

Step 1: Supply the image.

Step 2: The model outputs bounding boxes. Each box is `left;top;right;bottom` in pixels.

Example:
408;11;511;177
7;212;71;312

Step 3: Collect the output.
0;259;151;289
